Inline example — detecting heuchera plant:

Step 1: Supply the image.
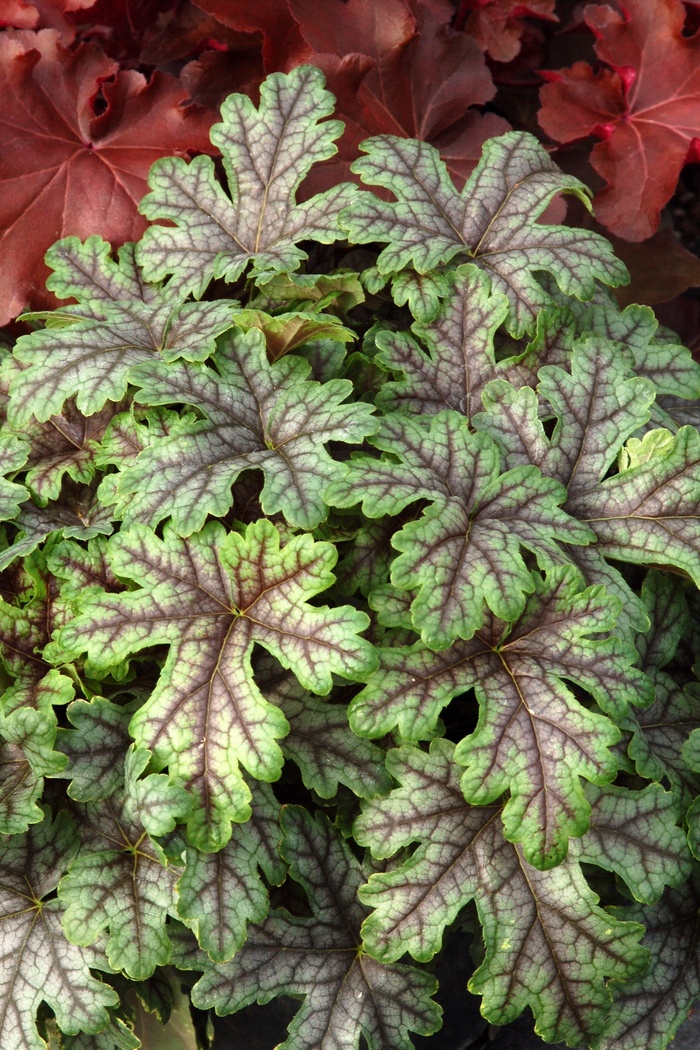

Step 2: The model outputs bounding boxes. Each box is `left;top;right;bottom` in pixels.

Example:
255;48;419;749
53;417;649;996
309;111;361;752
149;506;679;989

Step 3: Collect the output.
2;65;700;1050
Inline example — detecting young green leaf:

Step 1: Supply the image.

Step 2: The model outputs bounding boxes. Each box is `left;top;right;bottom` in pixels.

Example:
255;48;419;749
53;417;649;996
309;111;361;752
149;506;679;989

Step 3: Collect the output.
176;781;285;963
48;520;376;851
328;412;592;648
114;328;376;534
341;131;627;335
59;747;188;981
136;66;357;296
185;806;441;1049
0;811;117;1049
354;740;648;1047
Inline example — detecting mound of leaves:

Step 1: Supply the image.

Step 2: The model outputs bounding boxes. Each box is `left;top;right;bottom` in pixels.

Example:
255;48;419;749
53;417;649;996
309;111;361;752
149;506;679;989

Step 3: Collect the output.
2;66;700;1050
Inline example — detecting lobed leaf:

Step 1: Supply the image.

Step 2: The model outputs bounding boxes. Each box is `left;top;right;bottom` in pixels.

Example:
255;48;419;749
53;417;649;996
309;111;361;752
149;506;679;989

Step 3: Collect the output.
48;520;376;851
355;740;648;1047
185;806;441;1049
341;131;627;335
6;238;235;426
0;811;117;1049
176;781;285;963
59;747;188;980
354;568;649;867
136;66;357;296
329;411;592;648
114;328;376;534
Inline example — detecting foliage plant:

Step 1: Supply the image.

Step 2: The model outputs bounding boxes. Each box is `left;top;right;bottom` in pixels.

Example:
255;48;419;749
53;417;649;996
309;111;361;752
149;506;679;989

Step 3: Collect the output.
2;65;700;1050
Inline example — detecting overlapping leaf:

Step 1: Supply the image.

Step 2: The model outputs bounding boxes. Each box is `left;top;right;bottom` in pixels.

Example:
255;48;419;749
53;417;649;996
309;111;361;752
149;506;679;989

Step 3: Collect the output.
113;328;376;534
327;411;592;648
354;740;649;1047
6;237;235;426
538;0;700;240
570;425;700;586
353;568;649;867
601;869;700;1050
184;806;441;1049
176;780;285;963
0;480;114;573
257;658;392;799
0;29;214;324
136;66;358;296
622;573;700;806
341;130;627;335
477;339;700;591
54;697;134;803
59;747;188;980
0;811;117;1050
373;265;509;419
48;520;376;850
0;434;30;522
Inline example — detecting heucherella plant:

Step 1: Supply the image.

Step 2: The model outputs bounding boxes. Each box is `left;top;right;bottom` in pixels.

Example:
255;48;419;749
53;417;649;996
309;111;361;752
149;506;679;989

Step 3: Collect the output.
0;65;699;1050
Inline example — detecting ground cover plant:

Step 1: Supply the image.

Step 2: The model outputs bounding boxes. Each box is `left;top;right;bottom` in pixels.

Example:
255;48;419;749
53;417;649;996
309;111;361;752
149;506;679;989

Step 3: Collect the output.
2;6;700;1050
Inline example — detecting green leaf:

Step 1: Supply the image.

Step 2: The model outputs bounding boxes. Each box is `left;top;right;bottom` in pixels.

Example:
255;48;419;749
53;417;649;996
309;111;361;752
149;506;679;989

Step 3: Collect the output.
583;300;700;401
113;328;376;534
374;265;509;419
341;131;627;336
571;425;700;585
0;482;114;573
54;698;133;802
354;740;647;1047
0;706;67;834
257;658;393;799
0;547;74;713
0;811;117;1049
600;869;700;1050
48;520;376;851
6;238;235;426
354;568;648;867
176;781;285;963
536;339;655;497
136;67;357;296
574;783;692;903
0;432;30;520
184;807;441;1049
329;412;592;648
388;270;450;323
59;747;188;980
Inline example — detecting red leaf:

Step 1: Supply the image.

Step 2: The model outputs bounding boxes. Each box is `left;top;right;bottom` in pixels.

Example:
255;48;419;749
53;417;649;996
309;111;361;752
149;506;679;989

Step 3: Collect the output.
538;0;700;240
459;0;557;63
289;0;501;189
192;0;307;69
0;29;214;324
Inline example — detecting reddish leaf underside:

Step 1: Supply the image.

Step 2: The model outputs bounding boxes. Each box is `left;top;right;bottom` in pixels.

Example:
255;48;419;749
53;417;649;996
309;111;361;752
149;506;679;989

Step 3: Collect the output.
538;0;700;240
0;28;214;324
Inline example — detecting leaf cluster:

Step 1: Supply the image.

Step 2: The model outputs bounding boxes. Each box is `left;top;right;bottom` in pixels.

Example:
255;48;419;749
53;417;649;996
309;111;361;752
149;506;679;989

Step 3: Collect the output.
1;67;700;1050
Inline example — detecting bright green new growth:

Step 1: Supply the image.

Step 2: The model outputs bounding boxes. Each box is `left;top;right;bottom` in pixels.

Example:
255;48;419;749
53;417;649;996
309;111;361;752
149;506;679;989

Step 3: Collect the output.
0;66;699;1050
